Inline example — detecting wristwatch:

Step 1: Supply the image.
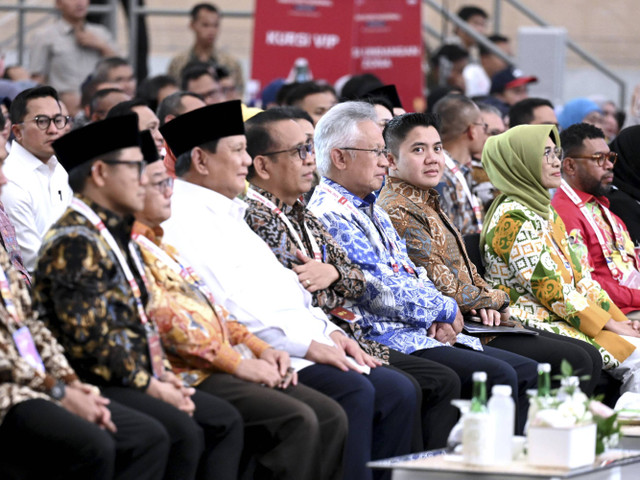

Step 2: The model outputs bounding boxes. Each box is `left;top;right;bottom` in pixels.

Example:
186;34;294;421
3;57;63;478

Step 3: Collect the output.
49;380;66;401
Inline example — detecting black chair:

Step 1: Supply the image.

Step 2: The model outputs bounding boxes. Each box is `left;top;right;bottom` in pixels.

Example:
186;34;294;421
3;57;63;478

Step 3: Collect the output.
463;233;485;278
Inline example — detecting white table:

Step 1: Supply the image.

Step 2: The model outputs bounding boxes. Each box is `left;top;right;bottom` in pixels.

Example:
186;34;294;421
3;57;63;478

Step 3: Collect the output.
368;448;640;479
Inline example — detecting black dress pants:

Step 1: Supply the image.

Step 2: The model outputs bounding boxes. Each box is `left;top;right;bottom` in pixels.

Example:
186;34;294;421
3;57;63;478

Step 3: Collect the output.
298;364;416;480
103;386;243;480
388;349;461;450
488;328;603;395
197;373;347;480
412;344;538;434
0;398;168;480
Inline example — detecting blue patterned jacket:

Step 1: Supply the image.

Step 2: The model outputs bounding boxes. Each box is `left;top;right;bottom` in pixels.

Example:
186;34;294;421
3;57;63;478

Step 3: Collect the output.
308;177;482;354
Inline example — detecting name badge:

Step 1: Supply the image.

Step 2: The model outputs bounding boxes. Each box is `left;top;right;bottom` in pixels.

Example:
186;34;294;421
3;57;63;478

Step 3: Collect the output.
329;306;358;323
13;326;45;373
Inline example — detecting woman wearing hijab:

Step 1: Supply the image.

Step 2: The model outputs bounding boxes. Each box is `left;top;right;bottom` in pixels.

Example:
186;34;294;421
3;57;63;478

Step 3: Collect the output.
481;124;640;394
608;126;640;245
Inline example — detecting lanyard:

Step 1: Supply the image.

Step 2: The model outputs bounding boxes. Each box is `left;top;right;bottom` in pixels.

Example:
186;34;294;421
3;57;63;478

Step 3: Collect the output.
560;180;637;281
543;221;575;284
70;198;165;378
444;156;483;233
0;262;20;326
316;182;414;274
246;188;322;261
132;232;229;342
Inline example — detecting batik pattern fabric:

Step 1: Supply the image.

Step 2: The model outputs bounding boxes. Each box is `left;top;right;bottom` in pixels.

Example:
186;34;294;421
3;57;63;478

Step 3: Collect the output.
379;177;509;314
0;201;31;285
33;195;171;390
552;187;640;314
132;221;271;386
308;177;481;355
0;245;78;424
244;186;389;363
436;152;483;236
482;198;634;368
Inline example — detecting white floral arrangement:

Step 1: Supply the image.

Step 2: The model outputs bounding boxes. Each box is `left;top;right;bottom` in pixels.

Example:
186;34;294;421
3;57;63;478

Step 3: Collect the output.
529;360;620;455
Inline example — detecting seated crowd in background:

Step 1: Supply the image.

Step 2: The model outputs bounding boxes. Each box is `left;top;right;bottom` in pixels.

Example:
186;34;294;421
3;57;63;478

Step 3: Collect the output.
2;1;640;479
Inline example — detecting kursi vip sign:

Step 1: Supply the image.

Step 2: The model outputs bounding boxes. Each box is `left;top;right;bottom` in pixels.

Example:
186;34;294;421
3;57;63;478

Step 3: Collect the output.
251;0;423;111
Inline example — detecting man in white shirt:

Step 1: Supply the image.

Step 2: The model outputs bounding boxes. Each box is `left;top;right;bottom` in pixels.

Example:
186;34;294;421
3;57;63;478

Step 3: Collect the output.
160;100;417;480
2;86;73;272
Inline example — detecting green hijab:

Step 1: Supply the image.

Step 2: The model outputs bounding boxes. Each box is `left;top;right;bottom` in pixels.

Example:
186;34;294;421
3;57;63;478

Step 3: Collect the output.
480;124;561;245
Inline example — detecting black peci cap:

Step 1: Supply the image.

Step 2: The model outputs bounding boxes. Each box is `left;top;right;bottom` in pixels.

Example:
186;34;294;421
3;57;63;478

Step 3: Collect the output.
159;100;245;157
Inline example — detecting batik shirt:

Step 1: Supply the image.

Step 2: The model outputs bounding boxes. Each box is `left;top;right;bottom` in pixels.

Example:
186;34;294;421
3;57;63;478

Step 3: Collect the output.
244;186;389;362
379;177;509;314
33;195;171;390
308;177;481;354
436;152;483;235
0;245;78;424
133;221;271;386
482;198;634;368
552;187;640;314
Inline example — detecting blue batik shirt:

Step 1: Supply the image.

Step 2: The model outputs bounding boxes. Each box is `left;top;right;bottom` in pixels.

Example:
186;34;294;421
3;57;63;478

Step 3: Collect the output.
308;177;482;354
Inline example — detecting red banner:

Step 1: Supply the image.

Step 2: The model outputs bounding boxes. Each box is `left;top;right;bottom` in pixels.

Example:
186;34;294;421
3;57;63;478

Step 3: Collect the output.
251;0;423;112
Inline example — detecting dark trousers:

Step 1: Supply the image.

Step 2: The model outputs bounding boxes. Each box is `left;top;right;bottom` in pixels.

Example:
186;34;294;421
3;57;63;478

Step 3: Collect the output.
197;373;347;480
0;398;168;480
103;387;243;480
388;349;461;450
298;364;416;480
488;328;603;395
412;344;537;434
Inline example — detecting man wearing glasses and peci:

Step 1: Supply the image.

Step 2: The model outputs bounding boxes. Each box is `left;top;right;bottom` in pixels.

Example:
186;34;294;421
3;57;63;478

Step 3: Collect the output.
1;86;73;273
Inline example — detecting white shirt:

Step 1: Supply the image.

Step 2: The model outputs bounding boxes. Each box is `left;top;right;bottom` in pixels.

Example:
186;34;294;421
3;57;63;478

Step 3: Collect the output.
1;141;73;271
463;63;491;97
162;179;343;371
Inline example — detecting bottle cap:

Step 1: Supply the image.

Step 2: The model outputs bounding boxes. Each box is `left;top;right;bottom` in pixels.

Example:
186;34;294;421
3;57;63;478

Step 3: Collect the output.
537;363;551;373
472;371;487;382
491;384;512;396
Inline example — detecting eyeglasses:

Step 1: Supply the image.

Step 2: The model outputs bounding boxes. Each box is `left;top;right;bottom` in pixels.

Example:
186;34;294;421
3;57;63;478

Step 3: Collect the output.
339;147;389;158
471;122;489;134
262;142;314;161
21;114;70;130
543;146;563;164
149;176;174;194
102;159;147;178
571;151;618;167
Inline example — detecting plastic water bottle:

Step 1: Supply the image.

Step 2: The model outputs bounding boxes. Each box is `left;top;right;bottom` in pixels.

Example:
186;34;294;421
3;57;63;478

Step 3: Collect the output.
463;371;494;465
488;384;514;464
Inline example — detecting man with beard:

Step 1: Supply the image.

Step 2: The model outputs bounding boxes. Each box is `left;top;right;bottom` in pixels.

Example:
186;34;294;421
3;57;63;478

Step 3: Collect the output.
553;123;640;319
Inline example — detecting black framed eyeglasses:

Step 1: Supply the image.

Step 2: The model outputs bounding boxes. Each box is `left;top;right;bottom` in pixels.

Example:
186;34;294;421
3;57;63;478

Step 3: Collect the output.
102;159;147;178
339;147;389;158
149;177;174;194
262;142;314;161
543;146;563;164
571;152;618;167
22;114;70;130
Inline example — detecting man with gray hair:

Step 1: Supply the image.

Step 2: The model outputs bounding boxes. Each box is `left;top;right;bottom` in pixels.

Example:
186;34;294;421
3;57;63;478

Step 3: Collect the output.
308;101;537;433
433;94;488;235
472;102;505;207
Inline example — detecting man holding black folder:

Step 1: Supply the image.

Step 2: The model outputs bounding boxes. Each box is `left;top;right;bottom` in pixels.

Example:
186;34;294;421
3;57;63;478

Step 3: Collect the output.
378;111;604;396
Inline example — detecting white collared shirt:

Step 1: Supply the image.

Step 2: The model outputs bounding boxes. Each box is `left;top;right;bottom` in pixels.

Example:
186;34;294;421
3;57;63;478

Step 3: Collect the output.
1;141;73;271
162;179;343;371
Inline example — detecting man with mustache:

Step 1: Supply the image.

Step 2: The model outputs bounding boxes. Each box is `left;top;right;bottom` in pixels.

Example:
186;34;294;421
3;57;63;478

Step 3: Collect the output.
553;122;640;319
